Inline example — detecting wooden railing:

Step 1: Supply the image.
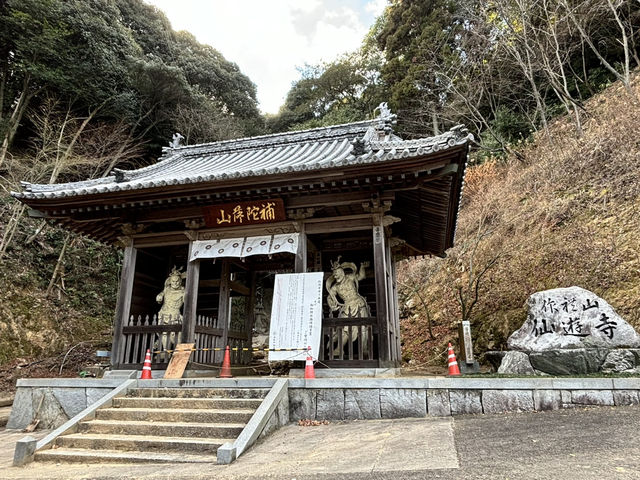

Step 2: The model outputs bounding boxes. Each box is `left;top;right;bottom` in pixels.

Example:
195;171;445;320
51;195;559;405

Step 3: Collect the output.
228;330;251;365
319;317;378;365
120;314;182;366
192;315;251;366
193;315;222;364
118;314;251;367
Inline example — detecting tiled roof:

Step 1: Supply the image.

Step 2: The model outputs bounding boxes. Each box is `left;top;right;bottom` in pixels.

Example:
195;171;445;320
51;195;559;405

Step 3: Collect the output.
12;114;472;200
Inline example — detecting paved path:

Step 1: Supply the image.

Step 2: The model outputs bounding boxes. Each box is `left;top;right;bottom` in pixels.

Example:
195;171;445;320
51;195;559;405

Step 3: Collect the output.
0;406;639;479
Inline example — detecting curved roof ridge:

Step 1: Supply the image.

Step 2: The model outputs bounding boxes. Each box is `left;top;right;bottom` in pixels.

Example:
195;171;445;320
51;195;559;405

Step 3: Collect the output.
13;125;472;200
165;118;376;153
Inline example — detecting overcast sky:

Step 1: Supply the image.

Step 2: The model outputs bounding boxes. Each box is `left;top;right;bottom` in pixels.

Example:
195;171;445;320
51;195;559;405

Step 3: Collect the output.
144;0;387;114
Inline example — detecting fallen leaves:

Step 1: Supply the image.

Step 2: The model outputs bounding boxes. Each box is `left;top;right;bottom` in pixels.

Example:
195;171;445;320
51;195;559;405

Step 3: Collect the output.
298;419;330;427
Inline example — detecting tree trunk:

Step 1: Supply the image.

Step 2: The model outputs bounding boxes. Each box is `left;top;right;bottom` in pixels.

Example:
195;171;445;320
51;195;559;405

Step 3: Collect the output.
0;73;36;168
47;233;71;296
0;203;26;259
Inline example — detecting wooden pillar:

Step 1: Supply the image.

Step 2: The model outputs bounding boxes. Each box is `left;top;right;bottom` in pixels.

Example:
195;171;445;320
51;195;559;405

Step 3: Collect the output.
181;242;200;343
112;241;137;367
391;259;401;365
295;224;307;273
244;271;257;364
218;259;231;362
373;219;390;364
384;239;396;363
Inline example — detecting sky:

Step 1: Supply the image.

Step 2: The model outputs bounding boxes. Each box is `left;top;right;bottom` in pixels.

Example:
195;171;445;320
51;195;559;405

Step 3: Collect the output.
144;0;387;114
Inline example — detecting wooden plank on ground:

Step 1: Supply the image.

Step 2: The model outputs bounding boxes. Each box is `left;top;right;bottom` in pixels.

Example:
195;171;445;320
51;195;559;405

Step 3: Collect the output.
163;343;195;379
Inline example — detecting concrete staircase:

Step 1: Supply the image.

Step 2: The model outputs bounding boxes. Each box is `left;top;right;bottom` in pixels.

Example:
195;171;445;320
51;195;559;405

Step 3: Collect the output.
35;387;269;464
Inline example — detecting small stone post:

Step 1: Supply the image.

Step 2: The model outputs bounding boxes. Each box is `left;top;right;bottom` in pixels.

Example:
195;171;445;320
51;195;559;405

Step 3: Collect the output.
13;436;37;466
457;321;480;374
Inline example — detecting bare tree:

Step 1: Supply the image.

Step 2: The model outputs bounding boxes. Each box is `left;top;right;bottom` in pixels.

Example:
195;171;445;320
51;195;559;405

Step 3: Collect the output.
454;212;504;323
489;0;553;139
0;95;144;265
398;261;444;340
561;0;637;96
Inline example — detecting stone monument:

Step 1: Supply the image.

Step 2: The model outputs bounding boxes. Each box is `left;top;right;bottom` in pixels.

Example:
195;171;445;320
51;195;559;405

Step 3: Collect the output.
498;286;640;375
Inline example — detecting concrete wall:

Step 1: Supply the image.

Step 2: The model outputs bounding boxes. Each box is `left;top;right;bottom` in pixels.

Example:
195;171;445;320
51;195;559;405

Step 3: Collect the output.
7;379;126;430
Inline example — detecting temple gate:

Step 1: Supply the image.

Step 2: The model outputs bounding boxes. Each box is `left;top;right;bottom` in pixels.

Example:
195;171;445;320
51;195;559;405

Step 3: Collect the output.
13;106;471;370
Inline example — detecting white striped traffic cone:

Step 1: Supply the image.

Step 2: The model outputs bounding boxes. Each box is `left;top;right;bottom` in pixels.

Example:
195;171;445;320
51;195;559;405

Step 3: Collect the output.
304;346;315;379
447;343;461;376
141;349;153;379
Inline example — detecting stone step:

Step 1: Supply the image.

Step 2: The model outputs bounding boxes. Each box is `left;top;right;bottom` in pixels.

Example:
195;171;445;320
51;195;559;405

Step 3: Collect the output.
56;433;232;453
112;396;263;410
36;447;215;464
79;419;245;438
127;387;270;399
95;407;254;423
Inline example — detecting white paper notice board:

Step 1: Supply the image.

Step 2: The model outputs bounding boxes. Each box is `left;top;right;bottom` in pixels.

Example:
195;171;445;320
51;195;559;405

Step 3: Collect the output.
268;272;324;361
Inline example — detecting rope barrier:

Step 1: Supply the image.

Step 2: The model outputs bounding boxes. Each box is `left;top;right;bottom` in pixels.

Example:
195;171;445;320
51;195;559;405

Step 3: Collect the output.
152;347;309;355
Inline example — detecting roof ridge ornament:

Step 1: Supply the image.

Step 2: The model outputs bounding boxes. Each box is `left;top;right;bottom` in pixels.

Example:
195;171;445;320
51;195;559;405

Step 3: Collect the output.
169;132;185;149
447;124;474;145
351;136;367;156
373;102;397;141
112;168;128;183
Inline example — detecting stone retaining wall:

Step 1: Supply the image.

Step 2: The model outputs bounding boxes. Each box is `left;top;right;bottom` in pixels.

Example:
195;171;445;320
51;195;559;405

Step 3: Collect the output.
286;377;640;420
7;377;640;430
7;378;126;430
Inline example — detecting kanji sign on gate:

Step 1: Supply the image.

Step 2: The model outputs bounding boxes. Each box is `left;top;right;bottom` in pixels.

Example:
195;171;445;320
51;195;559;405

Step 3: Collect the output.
203;199;286;227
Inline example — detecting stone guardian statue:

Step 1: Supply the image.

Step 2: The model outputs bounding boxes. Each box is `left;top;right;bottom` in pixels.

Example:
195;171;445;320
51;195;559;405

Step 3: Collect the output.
325;257;371;356
326;257;370;318
156;266;186;354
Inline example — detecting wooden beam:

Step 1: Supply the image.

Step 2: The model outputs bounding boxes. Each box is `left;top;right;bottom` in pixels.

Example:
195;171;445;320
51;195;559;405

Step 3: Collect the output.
181;243;200;343
286;191;393;209
133;234;190;248
391;259;401;365
194;221;296;240
112;242;137;367
385;238;401;366
305;215;373;234
229;280;250;296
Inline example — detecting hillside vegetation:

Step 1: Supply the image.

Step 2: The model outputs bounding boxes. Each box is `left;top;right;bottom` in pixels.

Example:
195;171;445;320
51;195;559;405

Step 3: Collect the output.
0;0;264;378
0;0;638;381
398;76;640;368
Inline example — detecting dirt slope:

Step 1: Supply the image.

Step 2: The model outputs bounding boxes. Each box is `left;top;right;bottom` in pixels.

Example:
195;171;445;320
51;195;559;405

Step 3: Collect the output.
398;77;640;368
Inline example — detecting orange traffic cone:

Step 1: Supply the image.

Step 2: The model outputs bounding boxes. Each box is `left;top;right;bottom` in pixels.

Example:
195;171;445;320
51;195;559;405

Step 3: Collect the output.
141;349;153;379
304;346;315;379
219;346;233;378
447;342;461;376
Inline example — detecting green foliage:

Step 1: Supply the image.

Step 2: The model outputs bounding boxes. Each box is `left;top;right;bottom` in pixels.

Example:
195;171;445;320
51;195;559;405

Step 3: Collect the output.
1;0;139;120
267;50;385;133
476;106;532;160
375;0;463;127
1;0;263;161
271;0;639;157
